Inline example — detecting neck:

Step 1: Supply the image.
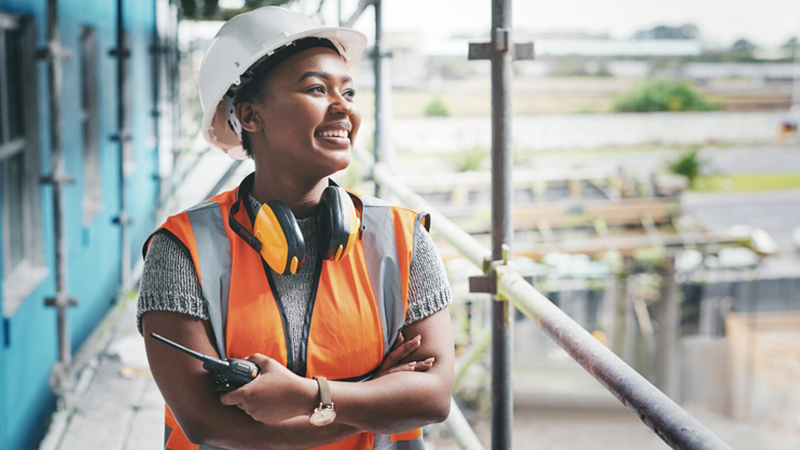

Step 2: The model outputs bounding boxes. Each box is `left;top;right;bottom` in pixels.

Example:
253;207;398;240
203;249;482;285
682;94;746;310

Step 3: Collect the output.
250;167;327;220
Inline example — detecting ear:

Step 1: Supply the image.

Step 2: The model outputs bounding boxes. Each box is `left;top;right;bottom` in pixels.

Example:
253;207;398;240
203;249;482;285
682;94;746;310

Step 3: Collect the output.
236;102;263;133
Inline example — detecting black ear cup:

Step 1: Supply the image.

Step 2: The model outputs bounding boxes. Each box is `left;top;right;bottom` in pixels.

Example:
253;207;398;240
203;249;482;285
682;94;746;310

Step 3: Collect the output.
317;186;360;261
253;201;306;274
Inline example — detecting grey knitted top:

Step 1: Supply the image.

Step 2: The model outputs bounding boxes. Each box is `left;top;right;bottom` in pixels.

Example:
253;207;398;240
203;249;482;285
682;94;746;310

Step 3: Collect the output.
137;194;452;372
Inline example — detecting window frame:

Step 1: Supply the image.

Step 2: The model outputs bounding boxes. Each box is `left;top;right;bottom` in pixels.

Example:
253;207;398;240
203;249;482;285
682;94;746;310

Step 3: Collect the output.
1;13;46;317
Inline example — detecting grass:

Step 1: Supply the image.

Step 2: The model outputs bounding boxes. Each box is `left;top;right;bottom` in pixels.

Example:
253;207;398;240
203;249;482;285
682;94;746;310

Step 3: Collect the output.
691;173;800;192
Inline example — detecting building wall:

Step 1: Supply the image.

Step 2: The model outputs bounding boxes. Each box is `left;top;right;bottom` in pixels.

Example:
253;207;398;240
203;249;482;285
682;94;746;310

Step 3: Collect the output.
0;1;164;448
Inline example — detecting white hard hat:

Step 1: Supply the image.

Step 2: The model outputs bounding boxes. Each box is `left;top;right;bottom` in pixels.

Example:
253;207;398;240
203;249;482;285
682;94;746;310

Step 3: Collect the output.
199;7;367;159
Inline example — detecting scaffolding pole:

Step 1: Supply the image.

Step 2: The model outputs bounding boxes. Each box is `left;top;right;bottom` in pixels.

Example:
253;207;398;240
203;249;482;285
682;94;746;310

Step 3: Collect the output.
488;1;514;448
113;0;132;290
41;0;78;411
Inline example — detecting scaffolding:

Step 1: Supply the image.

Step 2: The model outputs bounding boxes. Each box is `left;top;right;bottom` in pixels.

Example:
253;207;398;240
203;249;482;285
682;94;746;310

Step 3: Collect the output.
350;1;737;448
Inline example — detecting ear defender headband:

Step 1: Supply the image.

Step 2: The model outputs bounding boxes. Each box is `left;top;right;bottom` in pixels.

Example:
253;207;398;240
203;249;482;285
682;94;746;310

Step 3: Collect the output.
229;176;361;275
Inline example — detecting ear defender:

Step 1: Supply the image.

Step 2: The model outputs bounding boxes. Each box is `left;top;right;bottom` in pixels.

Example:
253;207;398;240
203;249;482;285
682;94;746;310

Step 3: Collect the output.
253;201;306;275
317;186;360;261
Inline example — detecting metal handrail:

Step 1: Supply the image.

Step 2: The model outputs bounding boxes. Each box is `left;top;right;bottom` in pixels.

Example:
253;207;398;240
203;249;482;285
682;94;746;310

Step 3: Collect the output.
364;157;734;450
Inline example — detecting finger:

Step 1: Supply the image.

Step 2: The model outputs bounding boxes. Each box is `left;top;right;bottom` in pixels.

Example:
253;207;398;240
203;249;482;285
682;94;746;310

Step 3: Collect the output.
220;385;249;406
388;335;422;363
414;357;435;372
220;391;240;406
378;335;423;373
377;362;417;378
245;353;271;372
390;332;405;351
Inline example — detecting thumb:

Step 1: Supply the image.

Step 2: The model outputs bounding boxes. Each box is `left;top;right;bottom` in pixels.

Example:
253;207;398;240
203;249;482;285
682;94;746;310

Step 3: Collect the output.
246;353;272;372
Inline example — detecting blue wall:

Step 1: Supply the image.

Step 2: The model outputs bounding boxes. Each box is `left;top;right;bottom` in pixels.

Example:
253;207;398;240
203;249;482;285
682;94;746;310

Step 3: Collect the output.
0;1;161;448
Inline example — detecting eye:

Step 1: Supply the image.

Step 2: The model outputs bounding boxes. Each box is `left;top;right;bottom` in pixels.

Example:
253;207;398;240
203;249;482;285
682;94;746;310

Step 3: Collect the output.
307;85;325;94
344;89;356;99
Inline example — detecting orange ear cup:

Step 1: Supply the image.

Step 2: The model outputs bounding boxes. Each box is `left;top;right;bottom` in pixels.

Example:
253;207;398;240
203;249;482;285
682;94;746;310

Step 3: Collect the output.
254;201;305;274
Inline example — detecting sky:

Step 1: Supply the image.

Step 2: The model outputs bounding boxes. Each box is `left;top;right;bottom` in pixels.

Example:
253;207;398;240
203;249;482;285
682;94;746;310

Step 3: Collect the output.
320;0;800;48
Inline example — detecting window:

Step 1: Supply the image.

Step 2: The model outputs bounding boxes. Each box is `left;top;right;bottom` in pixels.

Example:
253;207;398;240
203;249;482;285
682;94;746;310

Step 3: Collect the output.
1;14;45;316
80;26;101;223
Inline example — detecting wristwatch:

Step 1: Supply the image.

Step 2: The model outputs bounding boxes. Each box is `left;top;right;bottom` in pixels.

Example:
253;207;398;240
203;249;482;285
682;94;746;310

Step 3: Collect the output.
309;376;336;426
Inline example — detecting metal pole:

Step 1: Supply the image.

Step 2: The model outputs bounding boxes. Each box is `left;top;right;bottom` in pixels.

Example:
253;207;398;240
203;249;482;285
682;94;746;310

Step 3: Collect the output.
47;0;68;370
654;257;679;399
373;0;384;198
497;268;734;450
490;0;514;448
42;0;77;411
116;0;131;290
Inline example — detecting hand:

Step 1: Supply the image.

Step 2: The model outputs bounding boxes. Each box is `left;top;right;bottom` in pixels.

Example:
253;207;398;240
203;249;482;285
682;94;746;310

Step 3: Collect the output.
220;353;315;425
373;333;435;379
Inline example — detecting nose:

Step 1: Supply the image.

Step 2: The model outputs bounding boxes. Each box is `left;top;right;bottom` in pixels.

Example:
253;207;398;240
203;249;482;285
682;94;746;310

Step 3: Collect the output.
328;92;354;116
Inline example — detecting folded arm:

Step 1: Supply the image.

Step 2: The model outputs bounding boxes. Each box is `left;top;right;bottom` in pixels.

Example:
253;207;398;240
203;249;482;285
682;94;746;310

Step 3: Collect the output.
143;311;360;450
221;308;455;435
143;307;453;448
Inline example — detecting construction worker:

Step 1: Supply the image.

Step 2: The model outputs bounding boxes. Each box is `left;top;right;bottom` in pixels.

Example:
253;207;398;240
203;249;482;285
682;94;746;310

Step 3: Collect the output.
137;6;454;450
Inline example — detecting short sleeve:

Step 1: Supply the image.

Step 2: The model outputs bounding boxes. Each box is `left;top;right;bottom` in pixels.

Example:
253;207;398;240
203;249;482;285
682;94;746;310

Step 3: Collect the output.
136;232;210;335
405;225;452;325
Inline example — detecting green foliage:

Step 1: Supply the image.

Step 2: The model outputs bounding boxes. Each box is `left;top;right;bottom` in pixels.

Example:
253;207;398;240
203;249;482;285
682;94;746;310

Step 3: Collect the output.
452;146;488;172
424;96;451;117
730;38;758;61
781;36;799;59
613;80;720;113
668;148;706;187
633;24;699;40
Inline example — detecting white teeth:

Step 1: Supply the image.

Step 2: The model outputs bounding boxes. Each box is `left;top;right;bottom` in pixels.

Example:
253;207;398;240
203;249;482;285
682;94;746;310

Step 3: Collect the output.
320;129;348;139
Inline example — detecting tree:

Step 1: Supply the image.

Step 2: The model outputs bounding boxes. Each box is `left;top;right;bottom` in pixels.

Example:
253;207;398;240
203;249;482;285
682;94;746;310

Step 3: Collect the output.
633;24;699;40
730;38;758;61
780;36;799;59
668;149;706;188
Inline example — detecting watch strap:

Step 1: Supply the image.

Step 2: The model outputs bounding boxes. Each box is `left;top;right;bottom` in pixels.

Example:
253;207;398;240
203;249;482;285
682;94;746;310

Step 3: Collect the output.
314;376;332;407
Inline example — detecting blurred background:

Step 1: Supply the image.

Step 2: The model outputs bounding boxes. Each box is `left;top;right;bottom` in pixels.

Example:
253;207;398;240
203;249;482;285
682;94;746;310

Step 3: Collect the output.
1;0;799;449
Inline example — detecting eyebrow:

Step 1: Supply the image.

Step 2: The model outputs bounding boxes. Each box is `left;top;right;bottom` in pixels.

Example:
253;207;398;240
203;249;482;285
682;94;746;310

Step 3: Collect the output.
297;71;353;84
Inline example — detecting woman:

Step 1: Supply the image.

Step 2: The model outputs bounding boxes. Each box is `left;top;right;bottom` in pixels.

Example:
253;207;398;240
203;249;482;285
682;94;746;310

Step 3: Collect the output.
138;7;454;450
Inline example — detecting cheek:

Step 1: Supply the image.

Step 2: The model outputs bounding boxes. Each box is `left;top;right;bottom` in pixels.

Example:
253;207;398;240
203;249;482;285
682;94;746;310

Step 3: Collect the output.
350;107;362;140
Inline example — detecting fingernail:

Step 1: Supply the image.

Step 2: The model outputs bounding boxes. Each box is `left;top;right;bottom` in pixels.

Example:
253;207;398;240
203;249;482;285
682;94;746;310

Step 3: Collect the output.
408;362;417;369
412;335;422;344
424;357;435;364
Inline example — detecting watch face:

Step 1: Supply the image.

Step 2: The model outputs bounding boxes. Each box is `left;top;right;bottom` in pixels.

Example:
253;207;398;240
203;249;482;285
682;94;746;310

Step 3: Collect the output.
310;408;336;426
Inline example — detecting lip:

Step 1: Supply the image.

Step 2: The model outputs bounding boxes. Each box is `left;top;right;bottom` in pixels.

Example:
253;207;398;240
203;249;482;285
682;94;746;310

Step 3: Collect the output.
314;121;353;149
314;121;352;134
315;134;351;149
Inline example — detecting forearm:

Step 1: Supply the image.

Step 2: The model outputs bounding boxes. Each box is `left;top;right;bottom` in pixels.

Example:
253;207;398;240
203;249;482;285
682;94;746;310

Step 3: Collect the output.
331;371;451;434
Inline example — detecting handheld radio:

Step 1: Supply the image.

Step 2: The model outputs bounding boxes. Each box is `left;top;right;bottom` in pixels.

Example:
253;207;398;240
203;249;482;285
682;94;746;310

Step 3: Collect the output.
149;333;259;392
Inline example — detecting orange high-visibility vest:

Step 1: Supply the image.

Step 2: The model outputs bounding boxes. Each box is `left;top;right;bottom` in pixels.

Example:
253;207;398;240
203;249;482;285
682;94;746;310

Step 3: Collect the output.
144;175;430;450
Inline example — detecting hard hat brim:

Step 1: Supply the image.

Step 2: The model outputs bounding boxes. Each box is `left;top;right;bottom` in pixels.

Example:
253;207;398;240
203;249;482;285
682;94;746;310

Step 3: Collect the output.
200;27;367;157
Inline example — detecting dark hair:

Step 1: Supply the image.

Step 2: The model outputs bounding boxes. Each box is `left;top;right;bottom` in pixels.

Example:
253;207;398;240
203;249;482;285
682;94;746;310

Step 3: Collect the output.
231;37;340;158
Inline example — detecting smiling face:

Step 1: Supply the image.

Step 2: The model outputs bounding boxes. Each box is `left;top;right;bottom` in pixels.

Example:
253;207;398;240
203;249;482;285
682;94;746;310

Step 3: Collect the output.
237;46;361;184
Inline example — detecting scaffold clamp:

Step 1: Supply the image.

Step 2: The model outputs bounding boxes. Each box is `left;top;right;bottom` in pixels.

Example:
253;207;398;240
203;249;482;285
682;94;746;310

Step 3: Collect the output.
468;244;513;300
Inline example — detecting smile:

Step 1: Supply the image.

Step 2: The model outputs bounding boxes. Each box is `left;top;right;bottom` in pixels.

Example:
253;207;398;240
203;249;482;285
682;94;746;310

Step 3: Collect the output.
316;129;349;139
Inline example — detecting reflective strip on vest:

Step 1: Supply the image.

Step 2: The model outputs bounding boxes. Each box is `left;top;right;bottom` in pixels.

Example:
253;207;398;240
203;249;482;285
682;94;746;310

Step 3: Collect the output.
360;196;405;355
373;431;426;450
186;200;231;359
